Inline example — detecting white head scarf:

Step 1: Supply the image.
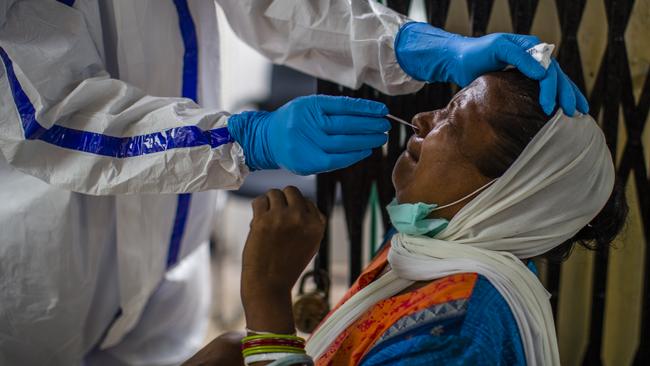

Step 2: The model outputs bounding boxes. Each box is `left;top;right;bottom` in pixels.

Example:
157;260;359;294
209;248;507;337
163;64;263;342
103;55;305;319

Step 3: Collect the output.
306;46;615;366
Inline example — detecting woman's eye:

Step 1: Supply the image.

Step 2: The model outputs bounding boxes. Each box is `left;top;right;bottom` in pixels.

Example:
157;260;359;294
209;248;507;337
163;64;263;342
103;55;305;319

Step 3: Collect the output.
433;121;445;130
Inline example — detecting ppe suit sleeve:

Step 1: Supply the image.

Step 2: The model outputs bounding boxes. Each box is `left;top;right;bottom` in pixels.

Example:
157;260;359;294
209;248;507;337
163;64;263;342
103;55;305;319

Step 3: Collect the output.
215;0;425;96
0;1;248;195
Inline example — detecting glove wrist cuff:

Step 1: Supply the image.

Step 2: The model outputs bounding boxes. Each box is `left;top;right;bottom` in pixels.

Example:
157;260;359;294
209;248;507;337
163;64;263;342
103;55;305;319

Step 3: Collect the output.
227;112;279;171
394;22;458;84
394;21;426;82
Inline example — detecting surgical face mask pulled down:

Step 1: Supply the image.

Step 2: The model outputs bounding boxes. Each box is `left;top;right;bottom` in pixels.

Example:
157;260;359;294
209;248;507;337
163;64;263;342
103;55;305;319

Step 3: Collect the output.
386;179;497;237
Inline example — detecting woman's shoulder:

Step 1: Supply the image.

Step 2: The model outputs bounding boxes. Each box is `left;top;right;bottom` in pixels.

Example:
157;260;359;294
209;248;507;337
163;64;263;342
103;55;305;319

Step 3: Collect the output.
359;275;525;366
461;276;525;359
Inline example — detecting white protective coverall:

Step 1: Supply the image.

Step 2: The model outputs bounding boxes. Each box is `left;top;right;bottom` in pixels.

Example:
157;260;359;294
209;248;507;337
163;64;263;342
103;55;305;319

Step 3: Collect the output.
0;0;422;365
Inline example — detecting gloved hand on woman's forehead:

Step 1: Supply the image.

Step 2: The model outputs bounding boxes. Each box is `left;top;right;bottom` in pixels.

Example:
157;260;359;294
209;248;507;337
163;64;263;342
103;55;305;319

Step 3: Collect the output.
394;22;588;116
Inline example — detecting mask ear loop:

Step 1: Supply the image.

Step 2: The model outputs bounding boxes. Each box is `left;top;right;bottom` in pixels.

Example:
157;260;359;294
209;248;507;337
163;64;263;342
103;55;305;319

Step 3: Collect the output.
430;179;497;212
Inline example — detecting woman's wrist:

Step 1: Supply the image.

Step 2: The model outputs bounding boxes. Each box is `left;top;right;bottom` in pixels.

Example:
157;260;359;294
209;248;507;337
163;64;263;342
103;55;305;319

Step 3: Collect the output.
242;287;295;335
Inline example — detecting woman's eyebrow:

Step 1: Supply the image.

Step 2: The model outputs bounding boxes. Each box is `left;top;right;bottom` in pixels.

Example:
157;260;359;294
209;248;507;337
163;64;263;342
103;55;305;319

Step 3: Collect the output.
448;92;468;108
447;99;467;134
448;112;460;130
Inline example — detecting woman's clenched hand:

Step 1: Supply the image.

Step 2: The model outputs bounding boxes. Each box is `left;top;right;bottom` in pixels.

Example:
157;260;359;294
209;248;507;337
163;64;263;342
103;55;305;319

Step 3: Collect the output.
240;186;326;334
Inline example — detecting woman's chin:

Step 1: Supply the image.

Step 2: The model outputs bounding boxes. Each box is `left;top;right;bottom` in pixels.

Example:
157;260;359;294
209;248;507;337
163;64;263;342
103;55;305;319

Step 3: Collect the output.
395;188;422;205
392;153;417;196
394;191;407;204
393;176;413;204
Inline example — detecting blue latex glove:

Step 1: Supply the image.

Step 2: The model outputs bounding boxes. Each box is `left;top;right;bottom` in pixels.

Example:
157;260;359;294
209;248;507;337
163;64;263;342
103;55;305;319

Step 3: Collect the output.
394;22;589;115
227;95;390;175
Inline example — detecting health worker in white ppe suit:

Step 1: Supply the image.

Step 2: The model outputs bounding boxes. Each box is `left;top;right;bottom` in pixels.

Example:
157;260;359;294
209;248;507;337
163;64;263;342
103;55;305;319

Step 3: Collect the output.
0;0;587;365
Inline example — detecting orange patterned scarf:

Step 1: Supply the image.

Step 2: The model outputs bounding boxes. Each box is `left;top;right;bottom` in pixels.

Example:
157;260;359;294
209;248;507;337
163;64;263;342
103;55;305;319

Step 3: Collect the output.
313;247;477;366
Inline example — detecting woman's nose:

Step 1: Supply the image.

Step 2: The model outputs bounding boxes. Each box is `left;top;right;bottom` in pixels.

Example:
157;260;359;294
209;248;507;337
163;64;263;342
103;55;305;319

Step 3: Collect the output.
412;111;436;136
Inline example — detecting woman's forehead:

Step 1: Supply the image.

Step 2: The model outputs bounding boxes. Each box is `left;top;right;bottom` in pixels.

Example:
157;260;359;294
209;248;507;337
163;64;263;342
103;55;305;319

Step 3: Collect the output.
443;77;499;158
448;74;523;122
457;75;499;103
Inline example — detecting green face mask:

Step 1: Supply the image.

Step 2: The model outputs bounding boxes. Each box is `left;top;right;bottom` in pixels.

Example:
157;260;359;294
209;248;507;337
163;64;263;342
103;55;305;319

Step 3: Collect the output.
386;179;498;238
386;199;449;237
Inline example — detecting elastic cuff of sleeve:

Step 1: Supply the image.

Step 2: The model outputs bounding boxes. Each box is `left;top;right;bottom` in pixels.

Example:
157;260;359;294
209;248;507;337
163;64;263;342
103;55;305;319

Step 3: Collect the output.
394;21;428;82
394;22;459;84
227;112;278;171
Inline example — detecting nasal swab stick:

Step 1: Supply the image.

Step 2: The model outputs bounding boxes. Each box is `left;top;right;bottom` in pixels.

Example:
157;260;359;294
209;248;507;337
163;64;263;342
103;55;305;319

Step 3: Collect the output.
386;114;419;132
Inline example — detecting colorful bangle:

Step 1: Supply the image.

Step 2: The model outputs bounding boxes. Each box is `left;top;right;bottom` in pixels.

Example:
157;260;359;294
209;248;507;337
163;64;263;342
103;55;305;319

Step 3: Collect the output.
241;333;307;364
244;352;312;366
246;327;297;335
242;346;305;357
262;353;314;366
242;339;305;350
242;334;305;342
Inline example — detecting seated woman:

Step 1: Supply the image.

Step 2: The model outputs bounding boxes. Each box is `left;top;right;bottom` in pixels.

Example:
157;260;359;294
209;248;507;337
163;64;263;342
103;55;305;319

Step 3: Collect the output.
185;69;627;366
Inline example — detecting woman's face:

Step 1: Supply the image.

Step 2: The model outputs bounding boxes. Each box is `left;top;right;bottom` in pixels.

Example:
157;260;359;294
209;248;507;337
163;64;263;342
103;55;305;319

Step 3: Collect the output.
392;76;499;220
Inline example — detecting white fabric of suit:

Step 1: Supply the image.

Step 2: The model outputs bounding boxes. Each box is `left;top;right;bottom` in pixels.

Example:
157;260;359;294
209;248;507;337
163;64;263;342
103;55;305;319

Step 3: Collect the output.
0;0;422;365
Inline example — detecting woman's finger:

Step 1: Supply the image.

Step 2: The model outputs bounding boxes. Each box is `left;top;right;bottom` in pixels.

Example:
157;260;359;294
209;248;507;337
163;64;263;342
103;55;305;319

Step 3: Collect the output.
283;185;308;212
251;195;270;217
306;200;326;224
266;189;288;209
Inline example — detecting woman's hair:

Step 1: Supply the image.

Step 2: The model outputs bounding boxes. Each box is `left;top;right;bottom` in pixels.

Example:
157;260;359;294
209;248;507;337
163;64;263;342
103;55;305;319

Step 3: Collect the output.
472;70;628;262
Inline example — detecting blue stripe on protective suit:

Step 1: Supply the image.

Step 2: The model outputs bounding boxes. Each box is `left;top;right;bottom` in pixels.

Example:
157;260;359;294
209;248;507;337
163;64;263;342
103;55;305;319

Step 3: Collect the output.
166;0;201;269
56;0;76;6
0;47;233;157
167;193;192;268
173;0;198;102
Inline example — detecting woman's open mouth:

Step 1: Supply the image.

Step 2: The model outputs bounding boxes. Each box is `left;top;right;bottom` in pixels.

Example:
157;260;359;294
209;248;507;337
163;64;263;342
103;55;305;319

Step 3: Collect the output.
406;136;422;162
